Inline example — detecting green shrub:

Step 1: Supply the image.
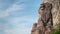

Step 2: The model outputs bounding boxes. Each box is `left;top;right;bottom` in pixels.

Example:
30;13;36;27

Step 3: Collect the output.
51;28;60;34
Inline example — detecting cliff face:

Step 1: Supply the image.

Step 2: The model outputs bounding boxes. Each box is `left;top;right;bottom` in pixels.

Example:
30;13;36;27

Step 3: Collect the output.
31;0;60;34
44;0;60;29
31;2;53;34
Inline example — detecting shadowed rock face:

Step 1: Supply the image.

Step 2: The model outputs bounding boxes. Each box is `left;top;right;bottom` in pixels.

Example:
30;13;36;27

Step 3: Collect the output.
39;2;53;26
31;2;53;34
44;0;60;30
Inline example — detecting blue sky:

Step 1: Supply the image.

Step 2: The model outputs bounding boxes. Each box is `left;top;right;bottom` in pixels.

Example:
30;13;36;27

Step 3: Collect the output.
0;0;43;34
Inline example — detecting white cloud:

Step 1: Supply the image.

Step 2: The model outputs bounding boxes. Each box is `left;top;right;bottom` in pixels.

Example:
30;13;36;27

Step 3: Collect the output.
3;16;37;34
7;16;38;24
0;0;40;34
6;4;24;12
4;26;31;34
0;4;25;18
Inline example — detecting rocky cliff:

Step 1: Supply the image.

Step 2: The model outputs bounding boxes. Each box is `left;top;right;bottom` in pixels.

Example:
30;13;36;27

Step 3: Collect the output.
44;0;60;29
31;0;60;34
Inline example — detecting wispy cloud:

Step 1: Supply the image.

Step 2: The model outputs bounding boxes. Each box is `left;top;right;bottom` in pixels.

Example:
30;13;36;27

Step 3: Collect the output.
0;3;25;18
0;0;43;34
3;16;36;34
6;4;25;12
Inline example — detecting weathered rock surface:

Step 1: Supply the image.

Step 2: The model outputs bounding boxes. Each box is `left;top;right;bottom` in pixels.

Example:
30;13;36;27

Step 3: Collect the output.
31;2;53;34
31;0;60;34
44;0;60;29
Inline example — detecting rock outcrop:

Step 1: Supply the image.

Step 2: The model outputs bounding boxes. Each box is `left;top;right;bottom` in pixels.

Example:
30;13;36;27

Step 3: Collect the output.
31;0;60;34
44;0;60;30
31;2;53;34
